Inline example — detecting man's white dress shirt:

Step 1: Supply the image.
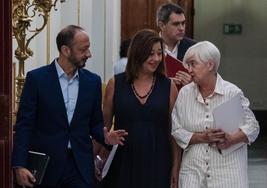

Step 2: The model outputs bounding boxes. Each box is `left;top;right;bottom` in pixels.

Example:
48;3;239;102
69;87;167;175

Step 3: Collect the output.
55;61;79;148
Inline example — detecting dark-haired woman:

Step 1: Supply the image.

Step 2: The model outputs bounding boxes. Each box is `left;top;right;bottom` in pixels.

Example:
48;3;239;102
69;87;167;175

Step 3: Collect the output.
101;29;180;188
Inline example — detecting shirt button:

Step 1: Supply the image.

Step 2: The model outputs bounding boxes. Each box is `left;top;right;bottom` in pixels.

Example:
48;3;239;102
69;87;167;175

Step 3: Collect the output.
207;175;210;178
206;150;208;153
206;162;208;165
205;126;208;129
206;103;209;106
206;115;209;118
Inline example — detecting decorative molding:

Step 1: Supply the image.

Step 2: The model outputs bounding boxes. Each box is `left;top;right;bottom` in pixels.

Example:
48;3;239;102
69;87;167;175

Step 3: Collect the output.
12;0;65;106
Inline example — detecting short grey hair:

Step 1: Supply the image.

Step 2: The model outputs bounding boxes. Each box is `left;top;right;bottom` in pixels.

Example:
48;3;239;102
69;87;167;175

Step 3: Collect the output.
183;41;221;72
156;3;184;26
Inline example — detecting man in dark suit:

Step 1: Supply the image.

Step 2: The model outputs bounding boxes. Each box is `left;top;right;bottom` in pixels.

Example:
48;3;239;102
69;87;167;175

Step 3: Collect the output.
12;25;127;188
157;3;196;87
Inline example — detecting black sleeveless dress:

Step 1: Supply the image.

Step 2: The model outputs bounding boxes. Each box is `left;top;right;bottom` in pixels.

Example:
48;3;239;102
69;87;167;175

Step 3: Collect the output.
102;73;172;188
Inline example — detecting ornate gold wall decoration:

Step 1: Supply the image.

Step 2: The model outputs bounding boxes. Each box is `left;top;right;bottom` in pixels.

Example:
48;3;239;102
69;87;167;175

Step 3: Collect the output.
12;0;65;107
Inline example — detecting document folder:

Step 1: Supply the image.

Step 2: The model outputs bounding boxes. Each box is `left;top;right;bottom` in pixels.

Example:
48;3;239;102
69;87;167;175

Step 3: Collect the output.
27;151;50;185
165;54;188;78
213;95;245;155
102;144;118;179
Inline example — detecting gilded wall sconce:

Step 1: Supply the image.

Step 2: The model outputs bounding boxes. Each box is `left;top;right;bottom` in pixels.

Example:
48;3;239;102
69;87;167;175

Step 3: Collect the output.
12;0;65;107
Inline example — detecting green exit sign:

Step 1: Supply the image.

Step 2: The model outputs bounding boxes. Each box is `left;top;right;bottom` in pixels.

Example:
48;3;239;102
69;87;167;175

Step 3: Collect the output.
223;24;242;34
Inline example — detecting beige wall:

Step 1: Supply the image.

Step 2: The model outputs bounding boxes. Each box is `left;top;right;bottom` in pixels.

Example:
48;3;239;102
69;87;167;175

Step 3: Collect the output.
194;0;267;110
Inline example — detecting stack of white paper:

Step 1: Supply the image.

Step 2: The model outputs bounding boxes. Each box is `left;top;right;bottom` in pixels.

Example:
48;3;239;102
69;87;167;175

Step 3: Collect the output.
213;94;245;155
101;144;118;178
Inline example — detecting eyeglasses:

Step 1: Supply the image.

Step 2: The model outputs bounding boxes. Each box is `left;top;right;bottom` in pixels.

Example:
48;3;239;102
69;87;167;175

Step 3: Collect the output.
184;60;200;69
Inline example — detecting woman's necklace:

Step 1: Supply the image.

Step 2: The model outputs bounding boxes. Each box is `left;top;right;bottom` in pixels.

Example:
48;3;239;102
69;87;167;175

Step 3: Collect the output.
131;75;156;99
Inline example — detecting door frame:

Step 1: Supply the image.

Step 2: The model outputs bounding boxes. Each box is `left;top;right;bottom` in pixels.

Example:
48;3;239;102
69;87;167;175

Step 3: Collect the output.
0;0;13;188
177;0;194;38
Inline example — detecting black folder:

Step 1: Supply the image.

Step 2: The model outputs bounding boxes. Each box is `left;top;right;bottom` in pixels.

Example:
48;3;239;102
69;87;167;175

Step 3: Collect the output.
27;151;50;185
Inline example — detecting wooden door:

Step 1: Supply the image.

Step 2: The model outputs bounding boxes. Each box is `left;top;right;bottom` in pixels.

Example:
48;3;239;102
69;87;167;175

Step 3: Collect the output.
121;0;173;41
121;0;194;41
0;1;13;188
177;0;194;38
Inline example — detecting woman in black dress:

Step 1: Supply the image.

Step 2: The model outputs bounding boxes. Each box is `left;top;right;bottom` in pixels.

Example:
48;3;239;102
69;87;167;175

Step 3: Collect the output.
101;29;180;188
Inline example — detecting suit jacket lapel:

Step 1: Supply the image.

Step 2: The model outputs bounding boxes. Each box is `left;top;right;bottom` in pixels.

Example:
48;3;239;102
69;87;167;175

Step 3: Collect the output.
177;38;187;61
47;61;69;126
70;69;87;126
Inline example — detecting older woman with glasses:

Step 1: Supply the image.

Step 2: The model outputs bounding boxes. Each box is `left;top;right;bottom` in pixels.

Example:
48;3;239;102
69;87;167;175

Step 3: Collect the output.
171;41;259;188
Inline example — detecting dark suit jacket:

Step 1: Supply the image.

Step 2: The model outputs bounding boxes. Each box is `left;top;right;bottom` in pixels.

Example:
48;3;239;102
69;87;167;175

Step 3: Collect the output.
177;37;197;61
12;61;106;186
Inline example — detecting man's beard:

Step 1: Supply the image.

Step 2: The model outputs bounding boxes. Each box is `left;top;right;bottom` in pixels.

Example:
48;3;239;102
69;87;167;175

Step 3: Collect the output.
68;55;87;69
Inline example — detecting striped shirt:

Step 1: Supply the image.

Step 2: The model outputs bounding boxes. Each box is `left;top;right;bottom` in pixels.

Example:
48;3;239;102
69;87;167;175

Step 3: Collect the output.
172;74;259;188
